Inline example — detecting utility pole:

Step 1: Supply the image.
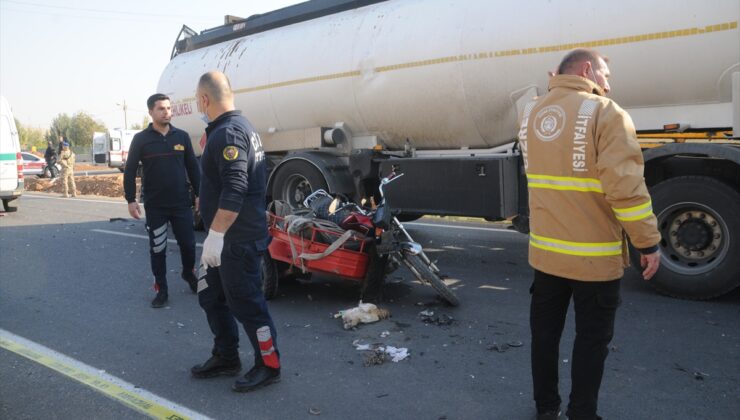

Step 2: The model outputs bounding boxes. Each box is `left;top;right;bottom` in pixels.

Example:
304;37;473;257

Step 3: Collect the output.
117;100;128;129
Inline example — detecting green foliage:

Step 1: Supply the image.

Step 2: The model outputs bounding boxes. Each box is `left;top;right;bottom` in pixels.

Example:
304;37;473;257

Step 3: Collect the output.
45;112;106;147
45;113;72;144
15;118;47;151
130;115;150;130
67;112;106;147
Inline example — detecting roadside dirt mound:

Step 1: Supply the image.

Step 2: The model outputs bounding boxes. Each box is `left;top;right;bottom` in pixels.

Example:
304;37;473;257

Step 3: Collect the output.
24;174;130;198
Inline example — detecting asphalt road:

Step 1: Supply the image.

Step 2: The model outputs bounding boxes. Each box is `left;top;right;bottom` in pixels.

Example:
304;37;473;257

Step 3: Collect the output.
1;193;738;420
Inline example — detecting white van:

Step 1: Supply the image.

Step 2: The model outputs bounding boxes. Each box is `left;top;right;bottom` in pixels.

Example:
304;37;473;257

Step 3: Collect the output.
107;129;141;172
0;96;22;212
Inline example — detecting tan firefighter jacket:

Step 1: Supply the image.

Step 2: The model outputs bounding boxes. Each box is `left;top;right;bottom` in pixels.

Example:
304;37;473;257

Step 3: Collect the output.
518;75;660;281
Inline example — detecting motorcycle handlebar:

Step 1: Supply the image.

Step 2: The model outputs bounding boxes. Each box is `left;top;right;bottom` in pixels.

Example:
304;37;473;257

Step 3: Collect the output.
379;172;404;199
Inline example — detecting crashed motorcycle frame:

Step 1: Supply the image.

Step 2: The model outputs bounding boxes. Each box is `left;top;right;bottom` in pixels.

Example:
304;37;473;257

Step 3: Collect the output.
304;172;459;306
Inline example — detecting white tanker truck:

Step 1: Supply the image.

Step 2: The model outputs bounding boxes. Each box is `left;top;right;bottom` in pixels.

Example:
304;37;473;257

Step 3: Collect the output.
157;0;740;300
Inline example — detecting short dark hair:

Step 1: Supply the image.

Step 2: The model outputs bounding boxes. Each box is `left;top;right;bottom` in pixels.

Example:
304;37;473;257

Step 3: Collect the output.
147;93;170;110
557;49;609;75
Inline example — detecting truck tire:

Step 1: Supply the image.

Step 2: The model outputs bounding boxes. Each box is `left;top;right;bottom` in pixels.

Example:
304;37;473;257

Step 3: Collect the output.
2;198;18;212
271;160;328;208
631;176;740;299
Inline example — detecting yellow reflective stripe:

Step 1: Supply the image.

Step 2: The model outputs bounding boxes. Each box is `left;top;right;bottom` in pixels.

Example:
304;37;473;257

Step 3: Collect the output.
527;174;601;184
613;200;653;222
529;232;622;256
528;183;604;193
526;174;604;193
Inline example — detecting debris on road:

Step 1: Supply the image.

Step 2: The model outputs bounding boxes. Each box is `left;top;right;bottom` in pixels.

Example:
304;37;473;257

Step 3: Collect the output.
308;407;321;415
384;346;409;362
335;302;391;329
673;363;710;381
418;310;455;326
363;349;387;366
353;340;410;365
487;341;522;353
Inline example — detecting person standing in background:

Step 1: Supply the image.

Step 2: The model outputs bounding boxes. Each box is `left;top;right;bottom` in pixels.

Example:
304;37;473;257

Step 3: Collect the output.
58;141;76;198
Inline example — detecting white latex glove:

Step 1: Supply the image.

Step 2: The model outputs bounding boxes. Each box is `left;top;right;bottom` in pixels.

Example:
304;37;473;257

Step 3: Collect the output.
201;229;225;267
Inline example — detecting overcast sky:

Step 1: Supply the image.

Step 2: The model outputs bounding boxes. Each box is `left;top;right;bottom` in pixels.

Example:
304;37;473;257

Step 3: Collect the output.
0;0;302;131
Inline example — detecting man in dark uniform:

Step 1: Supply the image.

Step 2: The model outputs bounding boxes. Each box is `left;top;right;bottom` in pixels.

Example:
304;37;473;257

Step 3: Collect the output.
44;140;58;178
190;71;281;392
124;93;201;308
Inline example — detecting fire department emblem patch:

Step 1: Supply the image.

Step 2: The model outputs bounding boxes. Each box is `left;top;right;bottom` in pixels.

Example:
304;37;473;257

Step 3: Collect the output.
222;146;239;161
533;105;565;142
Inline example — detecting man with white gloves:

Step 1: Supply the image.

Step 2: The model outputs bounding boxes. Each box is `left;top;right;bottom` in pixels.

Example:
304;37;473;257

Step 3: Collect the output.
190;71;281;393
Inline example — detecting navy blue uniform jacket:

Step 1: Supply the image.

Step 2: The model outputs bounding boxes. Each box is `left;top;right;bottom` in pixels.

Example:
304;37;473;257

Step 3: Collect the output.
123;124;200;208
199;111;268;242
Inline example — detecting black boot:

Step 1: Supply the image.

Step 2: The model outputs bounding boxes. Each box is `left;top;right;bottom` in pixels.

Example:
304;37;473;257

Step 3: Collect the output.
181;270;198;294
151;291;168;308
232;365;280;392
191;354;242;378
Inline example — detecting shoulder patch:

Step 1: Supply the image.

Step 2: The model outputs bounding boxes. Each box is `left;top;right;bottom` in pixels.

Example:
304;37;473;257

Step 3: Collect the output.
223;146;239;161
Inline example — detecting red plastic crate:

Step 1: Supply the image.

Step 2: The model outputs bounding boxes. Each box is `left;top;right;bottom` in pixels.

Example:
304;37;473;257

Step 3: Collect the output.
268;214;370;281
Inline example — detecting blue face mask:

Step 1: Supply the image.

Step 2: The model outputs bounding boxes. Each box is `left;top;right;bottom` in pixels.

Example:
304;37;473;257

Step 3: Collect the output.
200;114;210;124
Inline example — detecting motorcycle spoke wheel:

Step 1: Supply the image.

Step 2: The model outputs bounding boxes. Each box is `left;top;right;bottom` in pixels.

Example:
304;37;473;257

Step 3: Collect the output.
403;253;459;306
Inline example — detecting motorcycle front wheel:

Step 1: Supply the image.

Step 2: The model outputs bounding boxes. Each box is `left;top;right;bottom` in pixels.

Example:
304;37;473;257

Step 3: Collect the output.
403;253;459;306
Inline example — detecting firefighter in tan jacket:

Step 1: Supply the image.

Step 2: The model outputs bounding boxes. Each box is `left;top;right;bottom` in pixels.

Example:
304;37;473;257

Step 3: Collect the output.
521;49;660;420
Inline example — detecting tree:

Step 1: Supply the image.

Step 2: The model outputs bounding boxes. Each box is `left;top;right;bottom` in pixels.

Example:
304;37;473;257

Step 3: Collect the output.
130;115;150;130
67;112;106;148
45;113;72;144
15;118;47;151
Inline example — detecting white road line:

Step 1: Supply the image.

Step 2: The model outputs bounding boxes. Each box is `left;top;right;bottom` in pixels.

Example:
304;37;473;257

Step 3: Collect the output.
407;222;521;234
0;328;212;420
91;229;204;248
23;193;126;205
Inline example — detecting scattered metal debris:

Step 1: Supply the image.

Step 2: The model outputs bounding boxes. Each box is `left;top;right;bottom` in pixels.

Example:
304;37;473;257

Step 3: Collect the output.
419;310;455;326
363;349;387;366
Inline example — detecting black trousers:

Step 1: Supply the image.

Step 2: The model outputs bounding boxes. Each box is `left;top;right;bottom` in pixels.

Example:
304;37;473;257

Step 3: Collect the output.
198;239;279;367
530;270;621;420
144;206;196;294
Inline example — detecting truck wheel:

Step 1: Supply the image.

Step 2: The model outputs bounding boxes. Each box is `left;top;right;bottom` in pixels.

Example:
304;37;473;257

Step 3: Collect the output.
2;198;19;212
261;252;279;300
631;176;740;299
271;160;328;208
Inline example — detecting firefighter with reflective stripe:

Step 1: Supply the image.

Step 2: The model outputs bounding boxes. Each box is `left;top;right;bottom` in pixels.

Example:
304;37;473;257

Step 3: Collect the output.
520;50;661;420
190;71;280;393
123;94;201;308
